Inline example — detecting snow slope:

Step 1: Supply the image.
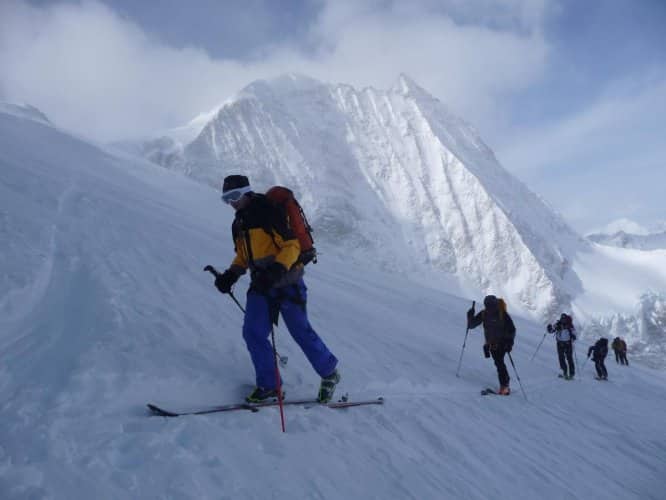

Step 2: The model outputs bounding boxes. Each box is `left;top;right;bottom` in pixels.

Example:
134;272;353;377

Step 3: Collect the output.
2;105;666;499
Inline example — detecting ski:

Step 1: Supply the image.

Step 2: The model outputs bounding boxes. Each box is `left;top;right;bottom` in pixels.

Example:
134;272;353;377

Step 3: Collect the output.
147;397;383;417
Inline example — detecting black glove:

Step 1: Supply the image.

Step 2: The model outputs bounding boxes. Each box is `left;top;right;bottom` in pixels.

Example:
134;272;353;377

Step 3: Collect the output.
505;342;513;353
571;333;577;341
215;269;238;294
252;262;286;293
547;324;553;333
467;308;475;321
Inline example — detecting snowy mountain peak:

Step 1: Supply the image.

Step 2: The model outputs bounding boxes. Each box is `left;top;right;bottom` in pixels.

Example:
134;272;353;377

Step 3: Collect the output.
139;74;591;318
589;218;651;237
390;73;433;101
239;73;324;101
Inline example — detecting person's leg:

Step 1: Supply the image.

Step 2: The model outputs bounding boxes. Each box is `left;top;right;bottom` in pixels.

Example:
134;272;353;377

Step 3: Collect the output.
279;281;338;378
601;359;608;378
565;342;575;377
243;291;278;389
594;359;603;378
491;346;510;388
557;342;567;375
615;351;620;363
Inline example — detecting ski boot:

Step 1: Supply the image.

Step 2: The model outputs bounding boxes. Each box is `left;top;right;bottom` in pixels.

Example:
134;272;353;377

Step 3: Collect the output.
317;369;341;403
498;386;511;396
246;387;280;403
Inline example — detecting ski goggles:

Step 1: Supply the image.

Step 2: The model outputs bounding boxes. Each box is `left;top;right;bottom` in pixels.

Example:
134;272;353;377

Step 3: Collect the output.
221;186;251;204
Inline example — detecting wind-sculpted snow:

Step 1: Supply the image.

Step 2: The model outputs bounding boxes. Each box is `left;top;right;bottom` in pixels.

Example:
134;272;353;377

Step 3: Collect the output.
2;108;666;499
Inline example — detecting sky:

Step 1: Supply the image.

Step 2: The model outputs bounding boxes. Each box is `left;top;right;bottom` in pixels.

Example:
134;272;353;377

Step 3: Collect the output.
1;0;665;233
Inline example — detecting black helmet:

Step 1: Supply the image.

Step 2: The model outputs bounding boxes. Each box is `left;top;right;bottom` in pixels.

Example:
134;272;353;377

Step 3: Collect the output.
484;295;498;309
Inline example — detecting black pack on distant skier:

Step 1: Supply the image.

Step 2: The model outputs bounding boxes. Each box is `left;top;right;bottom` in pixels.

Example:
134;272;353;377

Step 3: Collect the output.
265;186;317;265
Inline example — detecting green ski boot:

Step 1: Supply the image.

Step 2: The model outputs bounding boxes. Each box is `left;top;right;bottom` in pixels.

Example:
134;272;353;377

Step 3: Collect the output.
246;387;280;403
317;369;341;403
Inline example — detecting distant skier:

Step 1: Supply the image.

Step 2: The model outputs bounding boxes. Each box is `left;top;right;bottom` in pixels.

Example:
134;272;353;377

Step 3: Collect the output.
212;175;340;403
467;295;516;395
587;338;609;380
612;337;629;365
547;313;577;379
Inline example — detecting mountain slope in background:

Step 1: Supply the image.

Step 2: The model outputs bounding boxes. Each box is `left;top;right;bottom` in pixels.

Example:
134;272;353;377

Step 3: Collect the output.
130;74;587;319
2;104;665;500
587;230;666;251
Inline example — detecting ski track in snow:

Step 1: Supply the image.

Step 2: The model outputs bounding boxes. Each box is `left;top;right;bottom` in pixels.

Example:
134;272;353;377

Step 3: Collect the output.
1;110;666;499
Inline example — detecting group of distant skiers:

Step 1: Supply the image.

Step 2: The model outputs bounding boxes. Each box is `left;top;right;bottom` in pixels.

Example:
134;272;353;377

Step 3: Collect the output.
210;174;631;403
466;299;630;394
545;313;629;381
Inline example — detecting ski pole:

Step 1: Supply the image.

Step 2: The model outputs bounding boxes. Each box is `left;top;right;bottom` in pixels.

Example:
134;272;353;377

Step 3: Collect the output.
456;301;475;378
530;332;547;361
270;324;286;433
507;352;528;401
205;265;288;366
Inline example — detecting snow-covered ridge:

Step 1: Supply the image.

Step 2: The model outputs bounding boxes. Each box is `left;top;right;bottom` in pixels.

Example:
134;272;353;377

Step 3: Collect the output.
588;217;651;236
585;218;666;250
139;74;586;319
0;102;51;125
587;230;666;251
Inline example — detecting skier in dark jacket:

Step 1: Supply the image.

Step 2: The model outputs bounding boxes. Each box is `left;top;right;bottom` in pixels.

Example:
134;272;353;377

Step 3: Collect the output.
213;175;340;403
587;338;609;380
467;295;516;395
547;313;577;379
612;337;629;365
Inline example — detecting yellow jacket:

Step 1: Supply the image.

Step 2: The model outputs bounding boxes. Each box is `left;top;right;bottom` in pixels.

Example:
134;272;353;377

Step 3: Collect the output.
229;194;303;285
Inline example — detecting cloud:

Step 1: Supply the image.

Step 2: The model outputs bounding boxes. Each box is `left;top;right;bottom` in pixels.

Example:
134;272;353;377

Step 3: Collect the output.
293;1;550;127
0;0;246;140
497;73;666;173
495;72;666;231
0;0;551;142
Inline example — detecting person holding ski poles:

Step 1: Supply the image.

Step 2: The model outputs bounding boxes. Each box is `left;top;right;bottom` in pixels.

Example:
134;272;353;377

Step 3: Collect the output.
588;337;609;380
212;175;340;403
547;313;576;380
467;295;516;395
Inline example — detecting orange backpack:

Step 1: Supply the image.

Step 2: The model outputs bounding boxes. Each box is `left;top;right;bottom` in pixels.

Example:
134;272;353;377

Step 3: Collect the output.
266;186;317;265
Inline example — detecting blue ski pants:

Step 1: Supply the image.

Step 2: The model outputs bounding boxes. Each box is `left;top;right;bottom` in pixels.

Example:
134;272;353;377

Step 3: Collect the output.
243;279;338;389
